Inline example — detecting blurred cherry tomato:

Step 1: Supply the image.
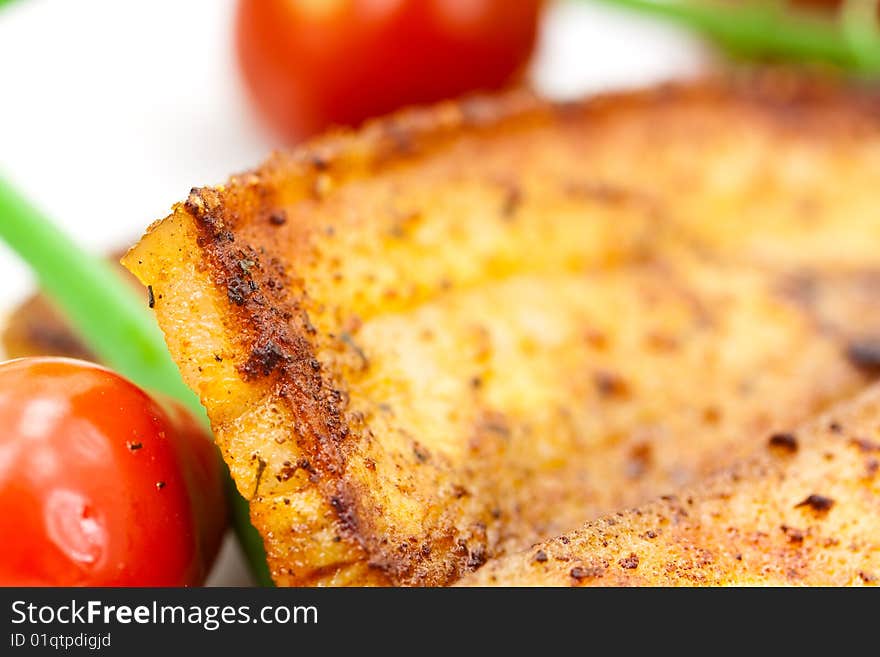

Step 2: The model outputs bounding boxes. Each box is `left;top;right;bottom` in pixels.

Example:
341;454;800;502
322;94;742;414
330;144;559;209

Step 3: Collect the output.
0;358;226;586
236;0;543;142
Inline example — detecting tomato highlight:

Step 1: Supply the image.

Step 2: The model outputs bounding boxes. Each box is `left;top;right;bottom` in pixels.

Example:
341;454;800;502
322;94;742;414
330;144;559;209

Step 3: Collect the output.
236;0;543;141
0;358;226;586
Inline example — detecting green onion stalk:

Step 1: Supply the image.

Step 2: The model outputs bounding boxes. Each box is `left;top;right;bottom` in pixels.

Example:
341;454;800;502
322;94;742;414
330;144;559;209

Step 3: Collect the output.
0;176;273;586
596;0;880;74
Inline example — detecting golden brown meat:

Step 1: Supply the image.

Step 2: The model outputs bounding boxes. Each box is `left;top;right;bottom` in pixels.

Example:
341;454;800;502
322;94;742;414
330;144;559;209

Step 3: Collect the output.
124;76;880;586
460;385;880;586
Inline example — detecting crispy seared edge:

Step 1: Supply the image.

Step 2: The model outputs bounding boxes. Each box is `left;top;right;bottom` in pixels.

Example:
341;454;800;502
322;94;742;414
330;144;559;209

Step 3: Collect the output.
124;74;880;586
460;386;880;586
125;88;566;585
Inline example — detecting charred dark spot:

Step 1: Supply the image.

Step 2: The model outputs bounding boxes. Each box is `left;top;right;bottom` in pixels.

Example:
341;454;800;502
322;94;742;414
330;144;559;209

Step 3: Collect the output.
147;285;155;309
466;545;487;569
594;371;630;399
626;442;653;479
241;339;289;378
569;566;587;580
570;565;604;581
866;458;879;478
479;414;511;439
329;495;358;534
268;210;287;226
227;274;255;305
185;190;233;239
829;421;843;433
251;457;267;499
301;313;317;335
309;153;329;171
126;441;143;451
534;550;548;563
559;536;570;545
795;494;835;513
276;461;297;482
643;530;658;540
618;553;640;569
859;571;876;583
781;525;805;544
846;339;880;372
768;432;799;454
412;442;430;463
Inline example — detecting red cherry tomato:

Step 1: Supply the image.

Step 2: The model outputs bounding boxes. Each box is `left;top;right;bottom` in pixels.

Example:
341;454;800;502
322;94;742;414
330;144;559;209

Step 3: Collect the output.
236;0;544;142
0;358;226;586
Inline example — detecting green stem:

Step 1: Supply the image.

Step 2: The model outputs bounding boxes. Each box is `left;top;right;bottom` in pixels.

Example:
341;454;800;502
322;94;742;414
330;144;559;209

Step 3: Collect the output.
0;175;272;586
595;0;880;73
0;178;201;415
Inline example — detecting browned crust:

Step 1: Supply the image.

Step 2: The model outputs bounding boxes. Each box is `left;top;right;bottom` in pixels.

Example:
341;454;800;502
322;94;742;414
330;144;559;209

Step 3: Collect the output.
179;185;379;582
129;71;880;585
459;385;880;587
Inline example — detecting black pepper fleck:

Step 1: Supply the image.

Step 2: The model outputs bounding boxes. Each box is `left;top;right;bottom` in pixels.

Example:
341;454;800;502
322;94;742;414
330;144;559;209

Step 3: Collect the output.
795;494;835;513
268;210;287;226
768;432;799;453
619;553;640;569
570;565;603;580
781;525;805;544
413;442;430;463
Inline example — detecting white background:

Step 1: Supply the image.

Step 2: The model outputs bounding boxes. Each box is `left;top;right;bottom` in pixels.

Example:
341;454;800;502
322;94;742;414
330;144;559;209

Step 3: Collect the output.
0;0;706;584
